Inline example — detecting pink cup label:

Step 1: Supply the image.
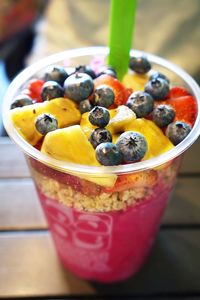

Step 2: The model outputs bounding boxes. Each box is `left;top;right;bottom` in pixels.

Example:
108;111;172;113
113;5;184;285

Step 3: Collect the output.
41;196;113;273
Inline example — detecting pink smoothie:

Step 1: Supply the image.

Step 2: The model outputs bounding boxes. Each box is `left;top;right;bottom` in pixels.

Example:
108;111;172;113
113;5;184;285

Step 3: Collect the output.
36;181;171;282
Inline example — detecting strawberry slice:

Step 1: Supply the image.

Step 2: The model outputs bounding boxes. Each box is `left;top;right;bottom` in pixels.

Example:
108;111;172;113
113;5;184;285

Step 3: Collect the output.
80;180;102;196
167;86;190;99
29;158;101;196
27;79;45;103
29;158;83;191
34;138;44;150
158;95;197;127
104;170;157;193
94;75;130;107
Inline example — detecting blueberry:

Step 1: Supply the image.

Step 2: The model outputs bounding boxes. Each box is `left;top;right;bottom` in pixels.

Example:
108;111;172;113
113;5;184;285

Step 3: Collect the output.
94;84;115;108
144;77;169;100
35;113;58;135
10;95;33;109
149;72;170;84
41;81;64;101
97;66;117;78
152;104;175;127
79;99;93;114
44;65;68;86
89;128;112;148
64;73;94;102
65;67;76;76
75;65;96;79
95;142;122;166
126;91;154;117
88;106;110;128
166;121;192;145
129;55;151;74
116;131;147;163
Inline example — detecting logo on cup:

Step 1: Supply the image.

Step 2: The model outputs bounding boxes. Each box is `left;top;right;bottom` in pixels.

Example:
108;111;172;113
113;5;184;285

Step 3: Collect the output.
44;199;113;250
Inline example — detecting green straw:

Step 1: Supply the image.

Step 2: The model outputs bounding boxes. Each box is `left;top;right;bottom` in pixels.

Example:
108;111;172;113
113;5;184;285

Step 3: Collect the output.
108;0;137;80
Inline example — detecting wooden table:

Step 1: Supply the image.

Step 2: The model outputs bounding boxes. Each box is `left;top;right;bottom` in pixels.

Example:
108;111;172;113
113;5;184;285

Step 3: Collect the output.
0;136;200;299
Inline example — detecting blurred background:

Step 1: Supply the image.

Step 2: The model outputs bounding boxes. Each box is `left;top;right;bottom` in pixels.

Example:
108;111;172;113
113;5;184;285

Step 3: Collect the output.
0;0;200;134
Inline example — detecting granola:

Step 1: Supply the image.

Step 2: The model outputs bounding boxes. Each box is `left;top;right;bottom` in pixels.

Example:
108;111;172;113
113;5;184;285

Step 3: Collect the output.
32;168;149;212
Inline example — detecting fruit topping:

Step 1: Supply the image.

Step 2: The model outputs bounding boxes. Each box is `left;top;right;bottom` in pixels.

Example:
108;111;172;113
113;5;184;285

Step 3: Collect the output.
94;84;115;107
145;77;170;100
97;66;117;78
124;118;173;159
129;55;151;74
166;121;192;145
79;99;93;114
27;79;45;103
10;94;33;109
105;169;157;193
167;86;190;99
116;131;147;163
95;142;122;166
152;104;175;127
64;72;94;102
88;106;110;128
9;57;197;171
158;95;197;127
35;113;58;135
94;74;129;106
107;105;136;134
44;65;69;85
89;128;112;149
41;81;64;101
149;72;170;84
41;125;99;165
122;73;148;93
75;65;96;79
126;91;154;117
10;98;81;145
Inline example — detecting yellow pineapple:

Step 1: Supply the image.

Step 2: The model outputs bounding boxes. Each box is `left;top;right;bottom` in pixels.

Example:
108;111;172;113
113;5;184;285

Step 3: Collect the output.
122;73;149;91
41;125;99;165
10;98;81;145
80;105;136;138
80;111;96;139
124;118;174;160
41;125;117;187
107;105;136;134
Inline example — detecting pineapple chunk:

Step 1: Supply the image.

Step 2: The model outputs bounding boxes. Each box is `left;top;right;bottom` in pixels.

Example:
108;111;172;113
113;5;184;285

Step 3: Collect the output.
41;125;99;165
41;125;117;187
80;111;96;139
80;109;117;138
122;73;149;91
10;98;81;146
107;105;136;134
80;105;136;138
124;118;174;159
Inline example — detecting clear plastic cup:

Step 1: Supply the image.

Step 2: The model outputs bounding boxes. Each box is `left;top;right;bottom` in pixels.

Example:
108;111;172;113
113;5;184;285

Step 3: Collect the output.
2;47;200;283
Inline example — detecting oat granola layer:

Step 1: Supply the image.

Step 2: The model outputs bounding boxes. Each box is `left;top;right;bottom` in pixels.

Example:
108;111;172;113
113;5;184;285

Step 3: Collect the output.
32;168;152;212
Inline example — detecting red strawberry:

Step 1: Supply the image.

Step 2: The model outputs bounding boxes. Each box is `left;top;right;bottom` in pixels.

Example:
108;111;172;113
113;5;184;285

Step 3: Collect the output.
29;158;101;196
158;95;197;127
34;138;44;150
80;179;102;196
167;86;190;99
94;75;130;107
29;158;83;191
104;170;157;193
27;79;45;103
